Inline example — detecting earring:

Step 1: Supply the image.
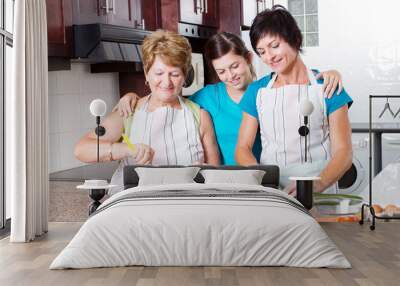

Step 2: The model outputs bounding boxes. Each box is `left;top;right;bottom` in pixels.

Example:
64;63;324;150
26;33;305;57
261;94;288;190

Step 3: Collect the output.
145;80;149;86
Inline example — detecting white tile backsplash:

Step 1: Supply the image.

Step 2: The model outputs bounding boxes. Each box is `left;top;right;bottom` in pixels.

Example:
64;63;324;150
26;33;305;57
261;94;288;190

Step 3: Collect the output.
58;94;81;133
48;95;60;133
80;73;108;94
49;134;60;172
57;69;81;95
100;73;119;94
48;63;120;173
59;132;83;170
48;71;57;95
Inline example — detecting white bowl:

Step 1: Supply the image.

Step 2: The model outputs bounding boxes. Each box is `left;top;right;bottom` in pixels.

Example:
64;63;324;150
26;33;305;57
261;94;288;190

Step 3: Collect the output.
77;179;118;190
84;179;108;187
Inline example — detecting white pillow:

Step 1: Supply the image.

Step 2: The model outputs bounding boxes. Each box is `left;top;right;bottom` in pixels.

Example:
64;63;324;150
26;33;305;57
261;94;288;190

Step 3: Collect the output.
135;167;201;186
200;169;266;185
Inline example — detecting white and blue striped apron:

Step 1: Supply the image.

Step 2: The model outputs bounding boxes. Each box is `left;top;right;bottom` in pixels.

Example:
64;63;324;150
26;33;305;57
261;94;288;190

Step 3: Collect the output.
110;96;204;194
256;68;337;193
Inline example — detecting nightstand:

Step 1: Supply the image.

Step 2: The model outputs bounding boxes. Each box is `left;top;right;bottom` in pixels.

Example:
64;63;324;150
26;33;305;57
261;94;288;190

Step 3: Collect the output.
77;181;117;215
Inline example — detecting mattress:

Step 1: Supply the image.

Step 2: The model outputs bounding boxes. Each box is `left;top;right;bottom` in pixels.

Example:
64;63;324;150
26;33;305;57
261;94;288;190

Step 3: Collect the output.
50;183;350;269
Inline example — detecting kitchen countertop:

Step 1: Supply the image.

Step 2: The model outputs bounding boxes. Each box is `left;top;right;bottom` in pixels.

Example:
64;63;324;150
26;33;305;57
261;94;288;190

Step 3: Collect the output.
49;161;119;182
352;122;400;133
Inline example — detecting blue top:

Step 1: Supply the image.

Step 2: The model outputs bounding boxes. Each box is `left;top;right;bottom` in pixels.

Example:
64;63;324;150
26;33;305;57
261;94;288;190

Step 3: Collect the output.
239;71;353;120
190;82;262;165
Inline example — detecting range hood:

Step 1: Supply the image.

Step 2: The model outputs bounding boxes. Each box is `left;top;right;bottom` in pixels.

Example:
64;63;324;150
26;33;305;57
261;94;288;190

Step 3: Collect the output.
73;24;151;64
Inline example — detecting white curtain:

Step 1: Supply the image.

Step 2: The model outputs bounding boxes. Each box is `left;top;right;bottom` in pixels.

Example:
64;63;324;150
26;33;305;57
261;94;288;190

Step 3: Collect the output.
9;0;49;242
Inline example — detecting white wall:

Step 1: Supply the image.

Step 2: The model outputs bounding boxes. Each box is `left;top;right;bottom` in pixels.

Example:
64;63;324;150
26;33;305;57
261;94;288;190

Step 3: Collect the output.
48;63;120;173
301;0;400;123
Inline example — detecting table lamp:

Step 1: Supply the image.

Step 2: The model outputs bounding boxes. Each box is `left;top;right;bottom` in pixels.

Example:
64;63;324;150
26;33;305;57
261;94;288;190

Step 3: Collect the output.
89;99;107;162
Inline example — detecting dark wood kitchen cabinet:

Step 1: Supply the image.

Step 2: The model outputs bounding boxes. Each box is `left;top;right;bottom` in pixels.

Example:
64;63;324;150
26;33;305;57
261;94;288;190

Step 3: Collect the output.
160;0;245;41
47;0;145;58
179;0;219;28
219;0;241;35
241;0;269;29
72;0;143;29
109;0;143;28
47;0;73;57
71;0;107;24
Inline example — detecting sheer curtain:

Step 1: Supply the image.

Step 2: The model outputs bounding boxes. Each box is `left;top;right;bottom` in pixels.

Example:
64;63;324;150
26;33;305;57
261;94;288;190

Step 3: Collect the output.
9;0;49;242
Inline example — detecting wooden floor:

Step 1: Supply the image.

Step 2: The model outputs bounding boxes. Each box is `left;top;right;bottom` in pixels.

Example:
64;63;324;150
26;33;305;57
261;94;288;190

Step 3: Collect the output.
0;222;399;286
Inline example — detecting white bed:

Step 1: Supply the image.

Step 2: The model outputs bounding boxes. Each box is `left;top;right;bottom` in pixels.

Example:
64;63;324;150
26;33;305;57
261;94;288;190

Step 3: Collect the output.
50;183;351;269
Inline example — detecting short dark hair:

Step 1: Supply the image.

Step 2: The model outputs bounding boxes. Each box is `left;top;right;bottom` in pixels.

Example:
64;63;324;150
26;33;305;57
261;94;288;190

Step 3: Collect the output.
204;32;255;82
250;5;303;55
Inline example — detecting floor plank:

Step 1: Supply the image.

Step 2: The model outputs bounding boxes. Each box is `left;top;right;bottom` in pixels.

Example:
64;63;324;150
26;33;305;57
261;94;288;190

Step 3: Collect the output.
0;222;399;286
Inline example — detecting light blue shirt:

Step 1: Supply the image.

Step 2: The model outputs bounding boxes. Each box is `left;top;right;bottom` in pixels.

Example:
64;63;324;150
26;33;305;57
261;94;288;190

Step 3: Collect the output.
190;82;262;165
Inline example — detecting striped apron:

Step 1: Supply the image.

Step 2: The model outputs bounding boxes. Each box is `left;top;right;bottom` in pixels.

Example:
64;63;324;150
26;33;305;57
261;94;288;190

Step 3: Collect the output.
110;96;204;194
256;68;337;193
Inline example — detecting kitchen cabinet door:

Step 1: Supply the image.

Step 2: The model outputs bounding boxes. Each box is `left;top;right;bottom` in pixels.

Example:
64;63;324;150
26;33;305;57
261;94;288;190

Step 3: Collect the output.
72;0;107;25
241;0;274;28
241;0;258;27
179;0;203;26
203;0;219;27
108;0;143;29
142;0;161;31
72;0;143;28
180;0;218;28
47;0;73;57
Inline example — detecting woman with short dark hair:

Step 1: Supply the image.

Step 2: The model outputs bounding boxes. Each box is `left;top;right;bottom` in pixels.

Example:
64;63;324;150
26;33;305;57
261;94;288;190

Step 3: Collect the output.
236;5;353;195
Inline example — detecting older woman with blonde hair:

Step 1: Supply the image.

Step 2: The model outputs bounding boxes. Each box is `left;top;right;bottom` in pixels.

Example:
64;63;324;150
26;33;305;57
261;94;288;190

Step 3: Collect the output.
74;30;220;193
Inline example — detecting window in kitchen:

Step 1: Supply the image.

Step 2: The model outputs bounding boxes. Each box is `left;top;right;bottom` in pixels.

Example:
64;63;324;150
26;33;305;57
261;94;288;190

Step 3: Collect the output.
0;0;14;233
288;0;319;47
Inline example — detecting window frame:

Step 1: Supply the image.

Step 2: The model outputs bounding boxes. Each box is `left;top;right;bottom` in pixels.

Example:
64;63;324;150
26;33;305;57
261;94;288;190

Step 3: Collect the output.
0;0;13;232
288;0;319;47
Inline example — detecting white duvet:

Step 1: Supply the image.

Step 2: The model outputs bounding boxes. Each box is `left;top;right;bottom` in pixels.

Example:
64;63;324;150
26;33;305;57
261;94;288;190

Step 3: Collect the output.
50;183;351;269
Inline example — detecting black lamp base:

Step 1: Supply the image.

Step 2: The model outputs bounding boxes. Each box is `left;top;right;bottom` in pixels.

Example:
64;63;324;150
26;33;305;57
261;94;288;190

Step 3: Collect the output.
296;180;313;210
88;189;106;215
95;125;106;136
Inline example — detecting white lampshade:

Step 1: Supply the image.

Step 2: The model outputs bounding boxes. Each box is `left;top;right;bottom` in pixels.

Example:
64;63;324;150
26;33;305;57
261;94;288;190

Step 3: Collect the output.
89;99;107;117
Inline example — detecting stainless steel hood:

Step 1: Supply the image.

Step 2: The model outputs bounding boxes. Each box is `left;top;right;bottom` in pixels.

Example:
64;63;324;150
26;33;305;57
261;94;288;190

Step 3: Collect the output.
73;23;151;63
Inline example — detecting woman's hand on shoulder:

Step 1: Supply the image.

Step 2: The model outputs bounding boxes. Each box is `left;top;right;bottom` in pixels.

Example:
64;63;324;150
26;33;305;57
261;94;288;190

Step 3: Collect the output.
316;70;343;98
112;92;139;118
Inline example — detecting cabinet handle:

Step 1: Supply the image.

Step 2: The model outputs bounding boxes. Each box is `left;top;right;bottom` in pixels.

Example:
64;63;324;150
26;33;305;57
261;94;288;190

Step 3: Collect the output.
256;0;262;13
136;19;146;30
204;0;208;13
100;0;109;14
194;0;201;14
110;0;115;14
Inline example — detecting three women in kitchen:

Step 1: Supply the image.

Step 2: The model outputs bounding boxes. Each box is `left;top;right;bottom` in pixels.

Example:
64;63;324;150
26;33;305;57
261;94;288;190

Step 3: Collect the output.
235;5;353;194
116;32;343;165
74;30;220;193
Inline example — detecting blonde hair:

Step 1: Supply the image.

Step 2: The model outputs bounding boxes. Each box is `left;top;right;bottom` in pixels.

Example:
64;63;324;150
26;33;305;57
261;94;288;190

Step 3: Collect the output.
141;30;192;76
